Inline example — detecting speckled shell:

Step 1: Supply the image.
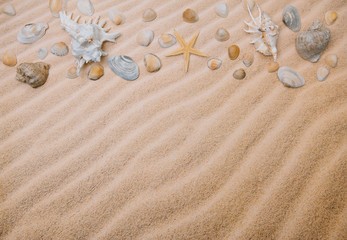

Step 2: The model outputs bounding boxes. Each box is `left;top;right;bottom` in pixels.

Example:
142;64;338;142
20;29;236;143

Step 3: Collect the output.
108;55;139;81
277;66;305;88
17;23;48;44
16;62;50;88
282;5;301;32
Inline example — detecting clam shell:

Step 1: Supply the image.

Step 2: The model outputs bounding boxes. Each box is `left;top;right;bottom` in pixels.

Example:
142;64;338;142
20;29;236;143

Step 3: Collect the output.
215;28;230;42
49;0;63;18
88;63;104;80
144;53;161;73
2;50;17;67
317;67;329;81
66;65;78;79
325;54;338;68
143;8;157;22
17;23;49;44
242;53;254;67
51;42;69;56
325;11;338;26
158;33;176;48
77;0;94;16
268;62;280;73
207;58;222;70
282;5;301;32
38;48;48;60
108;10;125;25
16;62;50;88
108;55;139;81
215;3;229;18
277;66;305;88
183;8;198;23
295;20;330;63
228;44;240;60
233;69;246;80
2;4;16;16
136;30;154;47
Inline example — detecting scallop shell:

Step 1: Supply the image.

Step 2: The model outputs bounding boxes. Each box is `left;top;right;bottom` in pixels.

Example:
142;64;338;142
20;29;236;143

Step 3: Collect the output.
88;63;104;80
325;54;338;68
136;30;154;47
207;58;222;70
282;5;301;32
49;0;63;18
38;48;48;60
2;50;17;67
108;10;125;25
66;65;78;79
17;23;49;44
16;62;50;88
317;67;329;81
108;55;139;81
233;68;246;80
228;44;240;60
242;53;254;67
144;53;161;73
51;42;69;56
295;20;330;63
143;8;157;22
325;11;338;26
215;28;230;42
77;0;94;16
158;33;176;48
2;4;16;16
277;66;305;88
182;9;198;23
215;3;229;18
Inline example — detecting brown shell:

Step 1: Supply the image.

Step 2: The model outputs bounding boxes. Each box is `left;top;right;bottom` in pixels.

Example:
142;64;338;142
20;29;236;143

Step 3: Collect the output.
16;62;50;88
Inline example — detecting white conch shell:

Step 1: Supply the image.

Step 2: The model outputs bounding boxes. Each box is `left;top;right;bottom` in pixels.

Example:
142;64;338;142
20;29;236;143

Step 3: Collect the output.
59;11;121;75
244;2;279;62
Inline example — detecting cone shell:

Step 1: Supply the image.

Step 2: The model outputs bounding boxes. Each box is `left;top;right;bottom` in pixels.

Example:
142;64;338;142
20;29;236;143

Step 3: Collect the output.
325;54;338;68
277;66;305;88
88;63;104;80
268;62;280;73
325;11;338;26
77;0;94;16
136;30;154;47
242;53;254;67
38;48;48;60
215;28;230;42
282;5;301;32
2;4;16;16
51;42;69;56
49;0;63;18
182;8;198;23
108;55;139;81
17;23;48;44
16;62;50;88
144;53;161;73
108;10;125;25
207;58;222;70
228;45;240;60
158;33;176;48
143;8;157;22
215;3;229;18
2;50;17;67
233;68;246;80
317;67;329;81
66;65;78;79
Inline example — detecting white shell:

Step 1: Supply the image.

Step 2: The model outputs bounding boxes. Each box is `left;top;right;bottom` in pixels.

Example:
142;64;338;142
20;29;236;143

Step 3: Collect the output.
207;58;222;70
242;53;254;67
215;28;230;42
136;30;154;47
277;66;305;88
2;4;16;16
51;42;69;56
77;0;94;16
215;3;229;18
282;5;301;32
38;48;48;60
317;67;329;81
108;55;139;81
17;23;49;44
144;53;161;73
158;33;176;48
143;8;157;22
108;10;125;25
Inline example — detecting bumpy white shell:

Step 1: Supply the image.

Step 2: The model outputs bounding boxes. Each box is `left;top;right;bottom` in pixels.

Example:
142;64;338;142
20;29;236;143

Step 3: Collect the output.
17;23;48;44
108;55;139;81
77;0;94;16
282;5;301;32
277;66;305;88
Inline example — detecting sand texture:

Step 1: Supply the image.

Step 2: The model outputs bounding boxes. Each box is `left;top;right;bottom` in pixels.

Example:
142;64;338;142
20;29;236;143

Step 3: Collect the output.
1;0;347;239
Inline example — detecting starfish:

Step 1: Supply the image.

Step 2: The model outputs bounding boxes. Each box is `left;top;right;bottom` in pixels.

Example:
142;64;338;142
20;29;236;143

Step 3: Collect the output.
166;30;208;72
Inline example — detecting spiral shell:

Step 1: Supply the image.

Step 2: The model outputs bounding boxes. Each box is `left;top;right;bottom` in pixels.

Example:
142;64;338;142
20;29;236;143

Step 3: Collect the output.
108;55;139;81
16;62;50;88
282;5;301;32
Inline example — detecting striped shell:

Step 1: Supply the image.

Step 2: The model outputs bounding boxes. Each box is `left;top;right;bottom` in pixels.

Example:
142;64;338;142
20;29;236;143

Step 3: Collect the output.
17;23;48;44
282;5;301;32
277;66;305;88
108;55;139;81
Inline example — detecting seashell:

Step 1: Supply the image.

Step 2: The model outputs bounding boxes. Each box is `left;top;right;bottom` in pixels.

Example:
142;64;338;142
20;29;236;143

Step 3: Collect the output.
207;58;222;70
325;11;338;26
215;28;230;42
242;0;255;12
143;8;157;22
108;10;125;25
136;29;154;47
242;53;254;67
16;62;50;88
268;62;279;73
215;3;229;18
108;55;139;81
77;0;94;16
38;48;48;60
49;0;63;18
182;8;198;23
66;65;78;79
233;68;246;80
17;23;49;44
282;5;301;32
2;50;17;67
295;20;330;63
2;4;16;16
277;66;305;88
325;54;338;68
88;63;104;80
228;44;240;60
144;53;161;73
51;42;69;56
317;67;329;81
158;33;176;48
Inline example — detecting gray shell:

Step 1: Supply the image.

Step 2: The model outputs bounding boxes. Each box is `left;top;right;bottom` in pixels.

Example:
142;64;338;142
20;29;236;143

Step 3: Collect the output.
17;23;48;44
282;5;301;32
16;62;50;88
277;66;305;88
108;56;139;81
295;20;330;63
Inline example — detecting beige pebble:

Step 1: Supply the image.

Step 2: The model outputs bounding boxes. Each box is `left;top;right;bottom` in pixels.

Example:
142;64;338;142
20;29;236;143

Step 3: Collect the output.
325;11;338;25
66;65;78;79
268;62;280;73
233;68;246;80
317;67;330;81
143;8;157;22
2;4;16;16
144;53;161;73
88;63;104;80
2;50;17;67
242;53;254;67
325;54;338;68
215;28;230;42
49;0;63;18
183;8;198;23
228;45;240;60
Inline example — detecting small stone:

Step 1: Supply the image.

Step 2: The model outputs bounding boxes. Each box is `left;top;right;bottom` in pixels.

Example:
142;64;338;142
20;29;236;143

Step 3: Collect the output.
2;4;16;16
325;11;338;26
2;50;17;67
317;67;330;81
88;63;104;80
38;48;48;60
268;62;280;73
228;44;240;60
144;53;161;73
158;33;176;48
242;53;254;67
215;28;230;42
182;8;198;23
233;68;246;80
136;30;154;47
143;8;157;22
215;2;229;18
325;54;338;68
66;65;78;79
207;58;222;70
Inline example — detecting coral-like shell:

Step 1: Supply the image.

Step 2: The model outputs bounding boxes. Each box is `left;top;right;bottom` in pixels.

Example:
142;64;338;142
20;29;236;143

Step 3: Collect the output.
233;68;246;80
215;28;230;42
16;62;50;88
277;66;305;88
215;3;229;18
317;67;329;81
183;9;198;23
49;0;63;18
2;4;16;16
282;5;301;32
325;54;338;68
108;10;125;25
143;8;157;22
136;29;154;47
325;11;338;26
207;58;222;70
295;20;330;63
242;53;254;67
268;62;279;72
51;42;69;56
2;50;17;67
77;0;94;16
144;53;161;73
38;48;48;60
66;65;78;79
158;33;176;48
88;63;104;80
108;55;139;81
17;23;48;44
228;44;240;60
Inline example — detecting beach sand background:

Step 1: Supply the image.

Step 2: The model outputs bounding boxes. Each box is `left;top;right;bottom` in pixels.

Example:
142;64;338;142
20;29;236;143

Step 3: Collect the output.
0;0;346;239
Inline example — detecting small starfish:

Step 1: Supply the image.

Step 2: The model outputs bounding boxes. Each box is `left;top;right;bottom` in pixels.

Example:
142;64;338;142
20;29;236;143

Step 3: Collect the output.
166;30;208;72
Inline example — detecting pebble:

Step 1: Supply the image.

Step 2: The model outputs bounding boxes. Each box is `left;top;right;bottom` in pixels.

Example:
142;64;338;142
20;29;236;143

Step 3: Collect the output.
228;45;240;60
88;63;104;80
2;50;17;67
317;67;329;81
233;68;246;80
325;54;338;68
268;62;280;73
144;53;161;73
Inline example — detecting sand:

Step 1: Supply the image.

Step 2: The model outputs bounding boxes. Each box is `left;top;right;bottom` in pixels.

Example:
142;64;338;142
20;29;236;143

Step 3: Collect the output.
0;0;346;239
